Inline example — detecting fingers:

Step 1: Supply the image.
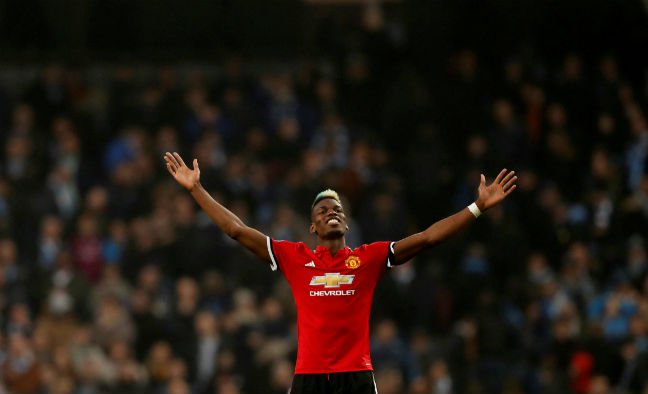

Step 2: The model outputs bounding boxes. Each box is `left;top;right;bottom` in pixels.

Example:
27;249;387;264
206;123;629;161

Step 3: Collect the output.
480;174;486;185
502;175;517;191
165;152;181;169
494;169;516;186
173;152;187;167
165;162;176;176
164;153;178;171
193;159;200;174
494;169;507;184
490;168;518;196
500;170;516;186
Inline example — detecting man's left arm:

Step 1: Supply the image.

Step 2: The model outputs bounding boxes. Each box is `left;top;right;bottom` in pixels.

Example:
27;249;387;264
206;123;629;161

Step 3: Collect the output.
393;169;517;264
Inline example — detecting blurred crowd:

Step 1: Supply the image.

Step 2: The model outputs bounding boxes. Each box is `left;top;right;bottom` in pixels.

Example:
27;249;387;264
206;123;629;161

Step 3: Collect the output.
0;26;648;394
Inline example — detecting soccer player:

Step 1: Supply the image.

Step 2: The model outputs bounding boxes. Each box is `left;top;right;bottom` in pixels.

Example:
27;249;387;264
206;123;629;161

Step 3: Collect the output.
164;152;517;394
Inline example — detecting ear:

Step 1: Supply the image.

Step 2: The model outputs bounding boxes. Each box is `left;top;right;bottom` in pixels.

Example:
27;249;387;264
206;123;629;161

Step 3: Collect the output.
309;223;316;234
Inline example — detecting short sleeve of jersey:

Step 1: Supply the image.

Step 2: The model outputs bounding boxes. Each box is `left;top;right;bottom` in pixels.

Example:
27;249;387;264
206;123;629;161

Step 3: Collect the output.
385;241;396;268
363;241;396;275
266;237;302;272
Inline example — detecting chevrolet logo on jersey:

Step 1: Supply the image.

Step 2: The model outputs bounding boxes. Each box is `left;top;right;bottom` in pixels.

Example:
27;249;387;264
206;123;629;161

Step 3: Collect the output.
310;273;355;288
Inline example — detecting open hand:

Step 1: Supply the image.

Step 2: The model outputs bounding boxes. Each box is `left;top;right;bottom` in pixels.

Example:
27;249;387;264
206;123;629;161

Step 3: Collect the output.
164;152;200;191
476;169;517;211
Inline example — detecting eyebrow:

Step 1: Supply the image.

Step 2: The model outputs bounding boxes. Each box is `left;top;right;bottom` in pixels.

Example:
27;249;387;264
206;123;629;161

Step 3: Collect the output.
317;204;342;212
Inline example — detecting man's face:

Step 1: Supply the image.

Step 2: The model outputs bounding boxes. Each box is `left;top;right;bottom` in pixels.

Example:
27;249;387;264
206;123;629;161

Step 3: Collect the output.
310;198;347;239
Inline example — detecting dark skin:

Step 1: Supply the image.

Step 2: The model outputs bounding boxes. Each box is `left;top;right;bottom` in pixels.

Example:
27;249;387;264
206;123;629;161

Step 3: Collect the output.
164;151;517;264
310;198;348;255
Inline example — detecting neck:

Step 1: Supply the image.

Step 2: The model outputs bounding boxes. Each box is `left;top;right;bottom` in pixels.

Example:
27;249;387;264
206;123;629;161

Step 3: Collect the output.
317;237;346;255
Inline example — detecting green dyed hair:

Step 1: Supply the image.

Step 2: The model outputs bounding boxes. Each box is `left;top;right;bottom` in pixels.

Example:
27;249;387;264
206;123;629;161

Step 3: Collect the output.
311;189;342;211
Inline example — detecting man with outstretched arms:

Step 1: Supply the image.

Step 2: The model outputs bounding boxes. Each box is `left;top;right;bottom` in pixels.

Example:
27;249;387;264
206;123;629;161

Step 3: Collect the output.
164;152;517;394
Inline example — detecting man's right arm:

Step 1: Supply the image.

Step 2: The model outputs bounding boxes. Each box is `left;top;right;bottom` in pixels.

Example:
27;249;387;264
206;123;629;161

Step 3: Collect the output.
164;152;271;264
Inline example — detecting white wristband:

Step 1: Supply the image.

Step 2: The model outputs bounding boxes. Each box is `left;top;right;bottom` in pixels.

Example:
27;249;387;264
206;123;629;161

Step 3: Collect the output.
468;202;482;218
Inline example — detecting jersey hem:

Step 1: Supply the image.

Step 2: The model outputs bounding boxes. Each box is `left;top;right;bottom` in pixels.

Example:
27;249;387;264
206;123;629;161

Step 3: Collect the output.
294;367;374;374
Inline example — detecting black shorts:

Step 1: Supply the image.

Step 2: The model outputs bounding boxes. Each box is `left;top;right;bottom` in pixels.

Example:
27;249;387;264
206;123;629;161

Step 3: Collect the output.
290;371;377;394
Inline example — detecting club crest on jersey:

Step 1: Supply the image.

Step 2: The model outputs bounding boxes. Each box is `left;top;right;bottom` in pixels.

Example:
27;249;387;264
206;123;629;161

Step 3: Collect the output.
344;256;361;269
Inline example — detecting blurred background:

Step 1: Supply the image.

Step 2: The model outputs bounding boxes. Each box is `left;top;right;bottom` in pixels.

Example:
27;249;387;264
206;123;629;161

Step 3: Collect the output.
0;0;648;393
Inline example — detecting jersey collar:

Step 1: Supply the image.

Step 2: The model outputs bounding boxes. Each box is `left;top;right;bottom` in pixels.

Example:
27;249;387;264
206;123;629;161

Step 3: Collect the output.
314;245;351;259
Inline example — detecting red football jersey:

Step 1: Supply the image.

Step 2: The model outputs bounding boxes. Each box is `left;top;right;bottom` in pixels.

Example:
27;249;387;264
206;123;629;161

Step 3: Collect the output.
266;237;395;374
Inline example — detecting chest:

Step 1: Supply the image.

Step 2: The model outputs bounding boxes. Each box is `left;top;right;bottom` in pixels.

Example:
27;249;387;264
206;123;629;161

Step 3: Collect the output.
288;249;375;289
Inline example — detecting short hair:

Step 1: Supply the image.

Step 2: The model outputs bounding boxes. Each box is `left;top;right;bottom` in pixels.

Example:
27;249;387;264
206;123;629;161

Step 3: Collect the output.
311;189;342;211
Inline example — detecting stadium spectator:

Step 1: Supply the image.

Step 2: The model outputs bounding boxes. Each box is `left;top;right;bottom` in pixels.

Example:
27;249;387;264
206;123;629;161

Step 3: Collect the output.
0;42;647;393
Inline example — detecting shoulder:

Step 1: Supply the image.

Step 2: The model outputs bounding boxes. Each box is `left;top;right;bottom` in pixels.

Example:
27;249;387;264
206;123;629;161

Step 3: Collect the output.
353;241;394;259
267;239;311;272
352;241;395;270
354;241;392;252
272;239;308;248
269;239;310;255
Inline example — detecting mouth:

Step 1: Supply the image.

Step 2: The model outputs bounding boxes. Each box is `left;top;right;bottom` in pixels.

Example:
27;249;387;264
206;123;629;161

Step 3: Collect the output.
326;217;341;225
